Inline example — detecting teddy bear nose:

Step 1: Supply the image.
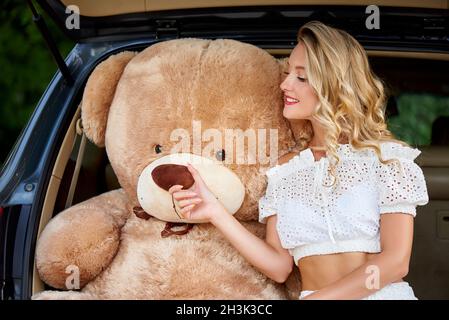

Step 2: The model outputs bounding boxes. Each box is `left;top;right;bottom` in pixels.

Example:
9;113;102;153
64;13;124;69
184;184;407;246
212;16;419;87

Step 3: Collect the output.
151;164;195;191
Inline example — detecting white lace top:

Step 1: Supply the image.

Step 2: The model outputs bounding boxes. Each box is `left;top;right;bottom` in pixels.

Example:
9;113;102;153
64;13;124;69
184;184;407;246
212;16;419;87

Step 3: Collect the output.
258;142;429;265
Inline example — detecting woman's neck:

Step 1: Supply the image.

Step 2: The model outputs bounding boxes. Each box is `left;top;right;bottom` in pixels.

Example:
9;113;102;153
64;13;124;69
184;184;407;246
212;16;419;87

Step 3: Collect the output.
308;120;349;149
308;136;350;150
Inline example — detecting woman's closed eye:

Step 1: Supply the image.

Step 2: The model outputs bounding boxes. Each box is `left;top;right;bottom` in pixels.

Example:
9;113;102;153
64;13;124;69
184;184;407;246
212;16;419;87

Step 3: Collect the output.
283;71;307;82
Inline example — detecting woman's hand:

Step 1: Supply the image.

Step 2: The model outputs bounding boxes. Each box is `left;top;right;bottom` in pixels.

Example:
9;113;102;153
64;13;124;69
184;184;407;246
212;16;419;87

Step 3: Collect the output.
168;163;227;222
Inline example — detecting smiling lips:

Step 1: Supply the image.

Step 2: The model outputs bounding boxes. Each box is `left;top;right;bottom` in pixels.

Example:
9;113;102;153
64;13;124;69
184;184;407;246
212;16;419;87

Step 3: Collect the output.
284;95;300;106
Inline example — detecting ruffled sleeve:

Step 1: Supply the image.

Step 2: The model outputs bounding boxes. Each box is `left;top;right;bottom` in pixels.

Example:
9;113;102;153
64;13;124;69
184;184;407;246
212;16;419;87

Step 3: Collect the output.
373;142;429;217
258;168;281;224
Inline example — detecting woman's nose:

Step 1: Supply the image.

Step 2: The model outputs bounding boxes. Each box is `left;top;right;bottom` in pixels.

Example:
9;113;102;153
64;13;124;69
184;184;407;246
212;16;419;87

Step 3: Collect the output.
280;75;290;92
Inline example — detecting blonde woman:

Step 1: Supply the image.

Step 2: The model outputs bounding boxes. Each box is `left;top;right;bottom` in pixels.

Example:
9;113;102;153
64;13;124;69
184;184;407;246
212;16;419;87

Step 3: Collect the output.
169;21;429;300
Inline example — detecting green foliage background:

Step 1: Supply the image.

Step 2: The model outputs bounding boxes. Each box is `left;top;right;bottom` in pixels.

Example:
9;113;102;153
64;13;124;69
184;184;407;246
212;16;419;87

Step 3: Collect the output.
0;0;73;165
388;94;449;146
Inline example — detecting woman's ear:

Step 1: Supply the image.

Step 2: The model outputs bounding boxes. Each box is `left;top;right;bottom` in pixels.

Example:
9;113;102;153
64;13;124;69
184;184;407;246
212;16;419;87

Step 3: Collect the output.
81;51;137;147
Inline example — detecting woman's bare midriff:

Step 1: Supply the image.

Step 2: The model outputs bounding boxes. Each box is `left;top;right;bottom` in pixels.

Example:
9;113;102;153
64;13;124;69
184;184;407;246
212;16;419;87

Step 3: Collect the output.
298;252;404;291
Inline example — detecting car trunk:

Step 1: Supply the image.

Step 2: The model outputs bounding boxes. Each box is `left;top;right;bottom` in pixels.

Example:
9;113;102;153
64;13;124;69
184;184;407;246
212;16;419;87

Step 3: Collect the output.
28;0;449;299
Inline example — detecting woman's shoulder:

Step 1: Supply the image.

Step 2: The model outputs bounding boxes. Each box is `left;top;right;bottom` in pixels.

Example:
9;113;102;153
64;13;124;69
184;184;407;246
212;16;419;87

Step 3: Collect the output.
262;141;422;179
339;141;422;162
377;141;422;161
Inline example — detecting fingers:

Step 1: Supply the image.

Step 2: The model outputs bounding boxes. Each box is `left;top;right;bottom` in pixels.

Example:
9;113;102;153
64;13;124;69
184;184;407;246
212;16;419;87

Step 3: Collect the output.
172;190;198;201
169;185;201;205
180;204;195;219
168;184;202;219
168;185;183;194
186;163;204;184
177;197;202;208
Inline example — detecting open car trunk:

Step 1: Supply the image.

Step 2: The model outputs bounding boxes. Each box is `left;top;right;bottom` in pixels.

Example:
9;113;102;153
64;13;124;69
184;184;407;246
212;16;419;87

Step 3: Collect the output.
19;0;449;300
32;47;449;300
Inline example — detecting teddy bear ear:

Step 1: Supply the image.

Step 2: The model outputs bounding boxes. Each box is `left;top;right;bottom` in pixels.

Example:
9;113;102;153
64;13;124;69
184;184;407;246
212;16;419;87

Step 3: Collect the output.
81;51;137;147
277;56;288;76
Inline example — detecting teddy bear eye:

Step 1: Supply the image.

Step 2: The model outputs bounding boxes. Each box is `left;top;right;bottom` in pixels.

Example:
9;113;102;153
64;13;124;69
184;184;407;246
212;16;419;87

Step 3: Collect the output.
216;149;225;161
154;144;163;154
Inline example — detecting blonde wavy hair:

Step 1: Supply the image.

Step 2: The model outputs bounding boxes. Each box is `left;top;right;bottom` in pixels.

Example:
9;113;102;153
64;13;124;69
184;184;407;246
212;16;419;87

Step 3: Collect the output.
295;20;409;188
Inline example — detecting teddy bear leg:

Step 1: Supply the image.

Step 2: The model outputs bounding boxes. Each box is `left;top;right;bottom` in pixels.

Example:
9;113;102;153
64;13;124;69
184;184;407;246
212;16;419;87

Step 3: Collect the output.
32;290;97;300
35;189;131;290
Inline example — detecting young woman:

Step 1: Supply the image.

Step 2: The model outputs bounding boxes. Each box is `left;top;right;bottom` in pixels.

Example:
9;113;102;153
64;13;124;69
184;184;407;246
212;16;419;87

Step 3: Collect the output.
168;21;429;300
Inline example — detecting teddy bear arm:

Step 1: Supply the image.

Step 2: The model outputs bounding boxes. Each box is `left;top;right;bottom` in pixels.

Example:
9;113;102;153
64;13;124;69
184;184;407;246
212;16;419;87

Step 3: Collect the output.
35;189;130;290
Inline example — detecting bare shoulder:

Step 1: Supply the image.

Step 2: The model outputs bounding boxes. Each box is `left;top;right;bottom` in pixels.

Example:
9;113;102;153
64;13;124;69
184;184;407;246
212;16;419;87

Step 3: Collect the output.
277;152;298;165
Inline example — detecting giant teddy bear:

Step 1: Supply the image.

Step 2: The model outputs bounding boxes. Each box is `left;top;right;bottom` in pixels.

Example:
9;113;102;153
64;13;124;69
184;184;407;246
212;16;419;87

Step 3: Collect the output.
33;38;311;299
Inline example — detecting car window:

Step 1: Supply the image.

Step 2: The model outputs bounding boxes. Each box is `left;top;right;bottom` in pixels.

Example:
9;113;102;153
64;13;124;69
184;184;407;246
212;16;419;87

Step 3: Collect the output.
387;93;449;146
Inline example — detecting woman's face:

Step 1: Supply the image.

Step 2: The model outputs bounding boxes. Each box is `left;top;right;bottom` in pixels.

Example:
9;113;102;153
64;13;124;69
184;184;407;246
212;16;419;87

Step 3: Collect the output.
280;43;319;120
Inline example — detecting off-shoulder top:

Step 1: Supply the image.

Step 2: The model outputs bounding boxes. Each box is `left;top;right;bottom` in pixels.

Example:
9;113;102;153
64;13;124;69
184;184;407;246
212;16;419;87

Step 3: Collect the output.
258;141;429;265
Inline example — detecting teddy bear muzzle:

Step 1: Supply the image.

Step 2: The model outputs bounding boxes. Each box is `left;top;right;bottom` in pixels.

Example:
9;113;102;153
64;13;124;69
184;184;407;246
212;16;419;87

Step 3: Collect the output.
137;153;245;224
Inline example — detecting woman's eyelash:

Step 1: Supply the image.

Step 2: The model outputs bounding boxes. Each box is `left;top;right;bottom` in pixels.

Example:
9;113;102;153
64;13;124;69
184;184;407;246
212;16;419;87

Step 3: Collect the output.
283;71;306;82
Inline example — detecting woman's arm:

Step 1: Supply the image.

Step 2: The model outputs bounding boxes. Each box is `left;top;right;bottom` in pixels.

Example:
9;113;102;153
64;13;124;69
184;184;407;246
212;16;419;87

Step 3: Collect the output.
302;213;414;300
169;163;294;284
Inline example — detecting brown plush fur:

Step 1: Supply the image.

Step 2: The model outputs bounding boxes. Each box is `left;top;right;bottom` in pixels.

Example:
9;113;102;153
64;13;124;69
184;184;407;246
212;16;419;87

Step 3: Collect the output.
82;51;137;147
34;38;306;299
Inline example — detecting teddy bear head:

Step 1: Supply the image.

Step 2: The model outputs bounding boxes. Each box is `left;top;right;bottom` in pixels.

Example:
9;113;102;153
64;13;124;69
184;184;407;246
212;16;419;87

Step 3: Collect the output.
81;38;310;223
